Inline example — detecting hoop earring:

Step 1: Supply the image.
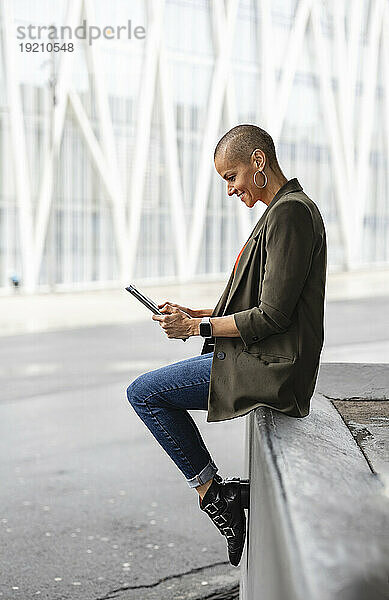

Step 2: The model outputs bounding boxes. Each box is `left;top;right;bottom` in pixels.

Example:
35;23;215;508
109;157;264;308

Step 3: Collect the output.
253;170;267;188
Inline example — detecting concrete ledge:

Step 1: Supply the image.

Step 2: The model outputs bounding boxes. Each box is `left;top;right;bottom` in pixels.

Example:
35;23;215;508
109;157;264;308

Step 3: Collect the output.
240;363;389;600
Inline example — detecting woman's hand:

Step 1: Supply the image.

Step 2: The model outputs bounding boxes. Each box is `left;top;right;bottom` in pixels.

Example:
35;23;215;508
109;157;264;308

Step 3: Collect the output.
157;302;212;318
152;304;195;339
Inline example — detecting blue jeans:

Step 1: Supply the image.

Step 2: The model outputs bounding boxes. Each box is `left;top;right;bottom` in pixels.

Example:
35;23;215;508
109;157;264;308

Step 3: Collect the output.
126;352;218;488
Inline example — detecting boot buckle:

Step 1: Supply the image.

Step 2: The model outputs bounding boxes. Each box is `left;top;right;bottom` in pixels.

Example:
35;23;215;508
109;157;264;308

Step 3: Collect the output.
213;514;227;527
222;526;235;539
204;501;220;516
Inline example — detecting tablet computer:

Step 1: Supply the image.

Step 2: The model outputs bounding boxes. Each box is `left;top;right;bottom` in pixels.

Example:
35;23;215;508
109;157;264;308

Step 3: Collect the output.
125;284;162;315
125;284;188;341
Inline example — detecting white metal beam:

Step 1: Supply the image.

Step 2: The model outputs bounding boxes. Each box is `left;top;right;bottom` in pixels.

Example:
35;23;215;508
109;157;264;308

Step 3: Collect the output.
1;0;34;291
258;0;275;130
382;2;389;168
187;0;239;276
212;0;249;241
83;0;129;282
158;41;189;279
272;0;313;142
33;0;83;284
333;0;355;188
352;0;385;262
311;2;352;269
67;89;117;202
127;0;165;280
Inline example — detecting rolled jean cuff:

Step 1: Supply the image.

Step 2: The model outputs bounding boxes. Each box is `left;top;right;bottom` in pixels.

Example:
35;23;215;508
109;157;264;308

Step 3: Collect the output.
185;460;218;489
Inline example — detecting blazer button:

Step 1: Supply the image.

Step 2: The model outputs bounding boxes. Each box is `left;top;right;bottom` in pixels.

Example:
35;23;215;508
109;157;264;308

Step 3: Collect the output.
216;351;226;360
252;336;259;341
262;360;269;365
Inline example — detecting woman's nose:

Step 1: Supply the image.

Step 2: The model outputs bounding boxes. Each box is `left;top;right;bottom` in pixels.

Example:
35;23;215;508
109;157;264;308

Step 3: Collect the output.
227;184;235;196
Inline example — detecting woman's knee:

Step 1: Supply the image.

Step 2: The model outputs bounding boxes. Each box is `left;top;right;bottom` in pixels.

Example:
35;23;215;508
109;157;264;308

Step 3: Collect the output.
126;372;152;407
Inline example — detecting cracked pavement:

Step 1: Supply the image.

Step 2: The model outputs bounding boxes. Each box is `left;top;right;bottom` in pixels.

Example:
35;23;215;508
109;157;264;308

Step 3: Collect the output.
94;562;239;600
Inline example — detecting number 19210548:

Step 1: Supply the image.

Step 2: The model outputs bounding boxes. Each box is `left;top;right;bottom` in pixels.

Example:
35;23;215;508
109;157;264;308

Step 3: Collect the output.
19;42;74;52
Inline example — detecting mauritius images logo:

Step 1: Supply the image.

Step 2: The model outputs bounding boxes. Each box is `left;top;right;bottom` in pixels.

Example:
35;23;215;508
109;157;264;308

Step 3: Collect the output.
16;19;146;46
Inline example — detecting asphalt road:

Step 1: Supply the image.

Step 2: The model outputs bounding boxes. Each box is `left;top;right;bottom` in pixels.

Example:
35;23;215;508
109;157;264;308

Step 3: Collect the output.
0;320;245;600
1;295;388;599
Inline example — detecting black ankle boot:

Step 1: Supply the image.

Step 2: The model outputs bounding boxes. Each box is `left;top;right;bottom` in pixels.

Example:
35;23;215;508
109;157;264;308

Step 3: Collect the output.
199;475;247;566
210;474;250;509
223;477;250;510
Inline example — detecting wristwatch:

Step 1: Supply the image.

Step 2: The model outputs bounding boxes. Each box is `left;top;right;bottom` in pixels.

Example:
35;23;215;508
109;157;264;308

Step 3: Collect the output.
199;316;213;338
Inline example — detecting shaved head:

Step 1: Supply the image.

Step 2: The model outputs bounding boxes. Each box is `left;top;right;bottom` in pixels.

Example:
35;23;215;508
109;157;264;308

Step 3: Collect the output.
214;124;278;170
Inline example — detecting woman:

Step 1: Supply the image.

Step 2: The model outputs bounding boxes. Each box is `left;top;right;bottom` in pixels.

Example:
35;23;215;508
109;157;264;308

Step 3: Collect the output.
126;124;327;567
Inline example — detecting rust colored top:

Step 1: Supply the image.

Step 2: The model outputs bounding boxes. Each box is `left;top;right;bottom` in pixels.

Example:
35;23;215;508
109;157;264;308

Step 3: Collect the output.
233;240;249;276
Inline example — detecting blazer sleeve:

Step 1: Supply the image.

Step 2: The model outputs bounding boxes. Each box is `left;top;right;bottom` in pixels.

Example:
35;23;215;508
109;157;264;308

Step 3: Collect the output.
233;199;315;349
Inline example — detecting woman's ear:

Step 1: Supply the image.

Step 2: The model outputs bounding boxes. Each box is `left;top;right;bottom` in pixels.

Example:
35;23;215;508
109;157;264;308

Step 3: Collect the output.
251;148;265;169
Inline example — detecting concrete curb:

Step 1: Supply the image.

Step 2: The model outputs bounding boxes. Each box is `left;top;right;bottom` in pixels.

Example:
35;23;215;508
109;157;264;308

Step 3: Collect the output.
240;366;389;600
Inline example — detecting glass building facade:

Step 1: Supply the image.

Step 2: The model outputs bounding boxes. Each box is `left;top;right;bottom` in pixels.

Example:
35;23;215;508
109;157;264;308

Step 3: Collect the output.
0;0;388;293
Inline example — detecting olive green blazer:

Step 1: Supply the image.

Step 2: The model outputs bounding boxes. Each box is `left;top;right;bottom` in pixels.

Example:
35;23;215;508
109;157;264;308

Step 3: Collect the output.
201;178;327;422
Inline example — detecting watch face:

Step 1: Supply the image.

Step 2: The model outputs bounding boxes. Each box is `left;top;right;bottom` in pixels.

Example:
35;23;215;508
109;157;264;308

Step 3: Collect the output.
200;321;212;337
